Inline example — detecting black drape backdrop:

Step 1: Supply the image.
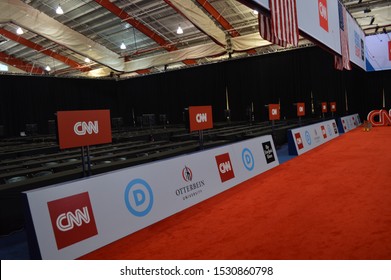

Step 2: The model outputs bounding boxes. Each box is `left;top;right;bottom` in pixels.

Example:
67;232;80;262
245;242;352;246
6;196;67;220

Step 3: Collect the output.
0;46;390;137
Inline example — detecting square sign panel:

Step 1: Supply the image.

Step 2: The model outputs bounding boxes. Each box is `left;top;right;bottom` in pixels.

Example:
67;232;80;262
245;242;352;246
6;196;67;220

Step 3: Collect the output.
57;110;112;149
188;106;213;132
297;102;305;117
269;104;280;120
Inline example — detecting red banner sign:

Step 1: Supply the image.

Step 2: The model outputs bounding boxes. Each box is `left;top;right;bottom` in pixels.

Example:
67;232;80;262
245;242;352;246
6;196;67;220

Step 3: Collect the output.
318;0;329;32
268;104;280;120
330;102;337;112
188;106;213;132
57;110;112;149
389;41;391;61
321;102;328;113
297;103;305;117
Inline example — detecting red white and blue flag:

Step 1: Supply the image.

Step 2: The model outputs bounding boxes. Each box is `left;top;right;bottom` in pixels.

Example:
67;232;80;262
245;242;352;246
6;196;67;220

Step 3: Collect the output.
258;0;299;47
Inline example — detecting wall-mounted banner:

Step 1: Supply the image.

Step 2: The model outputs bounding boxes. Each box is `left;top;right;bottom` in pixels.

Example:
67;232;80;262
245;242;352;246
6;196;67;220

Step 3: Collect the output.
367;109;391;126
337;113;361;133
288;119;340;156
57;110;112;149
321;102;328;113
297;102;305;117
268;104;280;120
188;106;213;132
23;135;279;259
330;102;337;112
366;34;391;71
347;10;366;70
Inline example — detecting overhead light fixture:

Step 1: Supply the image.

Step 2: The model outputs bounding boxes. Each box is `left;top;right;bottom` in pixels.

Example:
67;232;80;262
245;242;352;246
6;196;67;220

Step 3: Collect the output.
16;27;24;35
56;4;64;15
45;65;51;71
84;57;91;63
370;17;375;25
120;42;126;50
176;25;183;35
253;10;259;15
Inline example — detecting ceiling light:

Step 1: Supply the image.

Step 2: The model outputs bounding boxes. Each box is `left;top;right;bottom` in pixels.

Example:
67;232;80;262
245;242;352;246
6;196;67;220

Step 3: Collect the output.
56;5;64;15
16;27;24;35
45;65;51;71
176;26;183;35
253;10;259;15
84;57;91;63
120;42;126;50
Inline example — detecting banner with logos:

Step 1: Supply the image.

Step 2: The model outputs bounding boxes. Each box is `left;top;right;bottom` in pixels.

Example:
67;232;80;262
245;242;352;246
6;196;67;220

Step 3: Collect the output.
288;119;340;156
57;110;112;149
337;113;362;132
23;135;279;259
347;12;366;70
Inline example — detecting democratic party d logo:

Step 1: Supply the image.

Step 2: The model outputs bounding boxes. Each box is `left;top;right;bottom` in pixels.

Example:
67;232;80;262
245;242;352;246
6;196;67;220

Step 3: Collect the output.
242;148;254;171
124;178;154;217
47;192;98;250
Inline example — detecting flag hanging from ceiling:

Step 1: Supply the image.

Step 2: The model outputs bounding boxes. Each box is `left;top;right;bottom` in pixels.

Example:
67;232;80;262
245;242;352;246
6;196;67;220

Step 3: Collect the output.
335;2;351;70
258;0;299;47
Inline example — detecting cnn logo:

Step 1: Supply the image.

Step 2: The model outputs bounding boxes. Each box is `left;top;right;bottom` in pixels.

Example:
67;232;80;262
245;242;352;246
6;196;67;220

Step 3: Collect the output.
74;121;99;135
196;113;208;123
215;153;235;182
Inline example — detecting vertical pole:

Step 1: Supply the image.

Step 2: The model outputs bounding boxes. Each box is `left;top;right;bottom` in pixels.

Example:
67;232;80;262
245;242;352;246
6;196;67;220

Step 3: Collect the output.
198;130;204;150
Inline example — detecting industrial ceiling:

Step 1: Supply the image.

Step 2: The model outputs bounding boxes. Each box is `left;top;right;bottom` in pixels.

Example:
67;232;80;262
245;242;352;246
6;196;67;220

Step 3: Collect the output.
0;0;389;79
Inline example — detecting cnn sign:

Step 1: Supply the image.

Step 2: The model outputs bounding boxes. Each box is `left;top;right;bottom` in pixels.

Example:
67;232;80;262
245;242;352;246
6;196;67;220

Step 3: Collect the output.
367;109;391;126
188;106;213;132
57;110;112;149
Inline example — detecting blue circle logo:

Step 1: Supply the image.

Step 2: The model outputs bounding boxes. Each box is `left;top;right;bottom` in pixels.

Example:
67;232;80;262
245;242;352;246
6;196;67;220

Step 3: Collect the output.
242;148;254;171
305;131;312;145
124;178;154;217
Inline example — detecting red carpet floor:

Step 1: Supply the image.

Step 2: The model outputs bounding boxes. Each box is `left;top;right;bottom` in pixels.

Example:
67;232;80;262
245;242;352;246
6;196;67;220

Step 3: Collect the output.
81;126;391;260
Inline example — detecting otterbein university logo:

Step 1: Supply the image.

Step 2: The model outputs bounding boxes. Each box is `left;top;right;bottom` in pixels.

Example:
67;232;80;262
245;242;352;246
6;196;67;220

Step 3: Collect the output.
215;153;235;183
47;192;98;250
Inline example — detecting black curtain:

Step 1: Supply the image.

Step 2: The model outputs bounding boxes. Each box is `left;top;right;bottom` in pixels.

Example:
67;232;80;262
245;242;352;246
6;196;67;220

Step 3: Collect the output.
1;46;391;137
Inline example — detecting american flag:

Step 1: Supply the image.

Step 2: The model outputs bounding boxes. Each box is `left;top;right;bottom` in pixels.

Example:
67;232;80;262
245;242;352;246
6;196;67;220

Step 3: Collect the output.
258;0;299;47
335;2;351;70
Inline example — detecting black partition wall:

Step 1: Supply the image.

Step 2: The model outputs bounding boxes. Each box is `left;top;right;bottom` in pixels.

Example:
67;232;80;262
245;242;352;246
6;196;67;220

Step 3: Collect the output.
1;46;390;137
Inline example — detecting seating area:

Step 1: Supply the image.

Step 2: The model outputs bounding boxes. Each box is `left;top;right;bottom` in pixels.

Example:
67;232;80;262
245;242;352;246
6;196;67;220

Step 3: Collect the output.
0;117;327;235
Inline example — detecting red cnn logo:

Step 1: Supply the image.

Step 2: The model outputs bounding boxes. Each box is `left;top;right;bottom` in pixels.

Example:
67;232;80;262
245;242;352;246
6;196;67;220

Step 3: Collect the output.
295;133;304;150
57;110;112;149
319;0;329;32
188;106;213;132
321;125;327;139
297;103;305;117
268;104;280;120
47;192;98;250
367;109;391;126
388;41;391;61
215;153;235;183
330;102;336;112
321;102;328;113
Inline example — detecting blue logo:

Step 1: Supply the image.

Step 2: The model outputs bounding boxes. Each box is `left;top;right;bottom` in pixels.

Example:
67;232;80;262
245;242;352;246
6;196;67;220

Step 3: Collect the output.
124;178;154;217
242;148;254;171
305;131;312;145
327;125;332;136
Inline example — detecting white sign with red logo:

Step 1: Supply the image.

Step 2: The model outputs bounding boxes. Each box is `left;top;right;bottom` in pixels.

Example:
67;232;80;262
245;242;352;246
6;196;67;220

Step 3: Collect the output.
338;113;362;132
23;134;279;259
288;119;340;156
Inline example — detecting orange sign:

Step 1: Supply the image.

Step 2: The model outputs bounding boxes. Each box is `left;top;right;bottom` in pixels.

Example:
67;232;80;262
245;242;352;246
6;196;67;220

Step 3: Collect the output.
321;102;328;113
269;104;280;120
330;102;337;112
57;110;112;149
188;106;213;132
297;103;305;117
319;0;329;32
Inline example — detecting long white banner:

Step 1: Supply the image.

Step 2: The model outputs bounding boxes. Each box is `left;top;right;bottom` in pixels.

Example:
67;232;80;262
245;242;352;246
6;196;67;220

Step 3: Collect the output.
338;113;361;133
288;119;340;156
23;135;279;259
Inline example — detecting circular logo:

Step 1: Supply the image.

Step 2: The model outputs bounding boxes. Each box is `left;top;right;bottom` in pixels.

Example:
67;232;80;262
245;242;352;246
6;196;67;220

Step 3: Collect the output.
242;148;254;171
182;166;193;182
305;131;312;145
327;125;332;136
124;178;154;217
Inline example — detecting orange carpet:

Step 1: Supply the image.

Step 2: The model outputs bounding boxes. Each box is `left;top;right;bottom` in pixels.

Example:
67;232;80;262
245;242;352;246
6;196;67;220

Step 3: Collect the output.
80;126;391;260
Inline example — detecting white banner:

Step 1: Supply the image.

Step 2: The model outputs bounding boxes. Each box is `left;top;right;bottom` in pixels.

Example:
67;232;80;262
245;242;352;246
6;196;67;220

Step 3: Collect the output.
288;119;340;156
338;113;361;133
347;13;366;70
23;135;279;259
